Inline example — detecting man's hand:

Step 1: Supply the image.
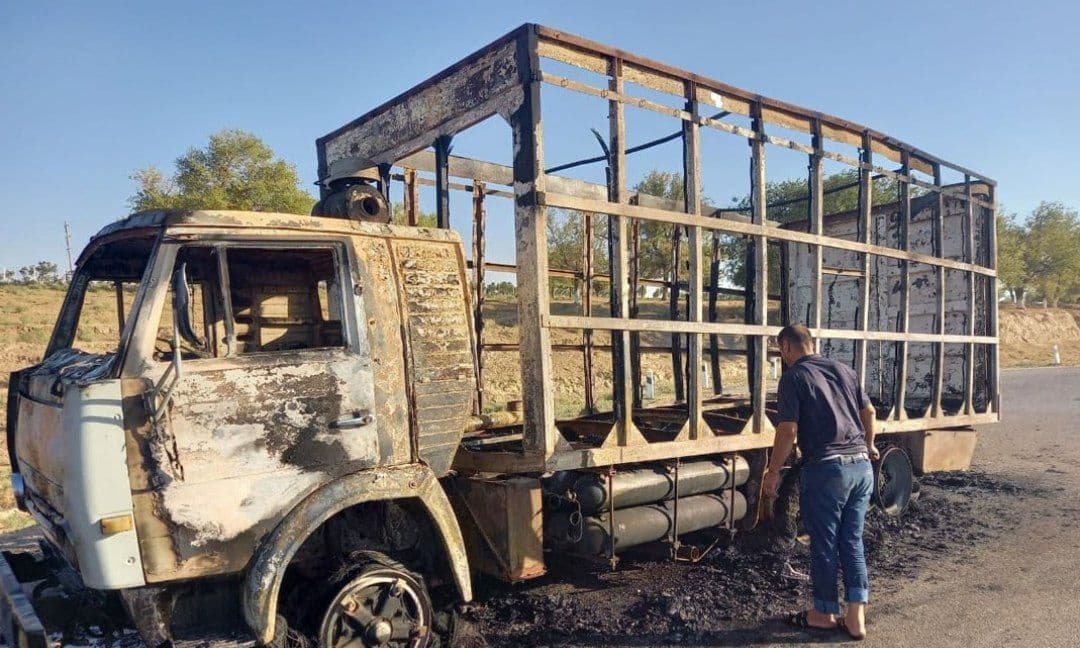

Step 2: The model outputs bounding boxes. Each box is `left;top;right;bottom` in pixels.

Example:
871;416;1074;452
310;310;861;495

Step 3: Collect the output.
762;469;781;498
867;443;880;461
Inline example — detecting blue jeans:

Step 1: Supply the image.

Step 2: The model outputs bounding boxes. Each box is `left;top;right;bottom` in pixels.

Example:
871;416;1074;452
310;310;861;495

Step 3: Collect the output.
800;453;874;615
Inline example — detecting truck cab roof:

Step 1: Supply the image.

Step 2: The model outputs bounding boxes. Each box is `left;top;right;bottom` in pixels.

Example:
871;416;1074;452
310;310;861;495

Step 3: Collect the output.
80;209;456;268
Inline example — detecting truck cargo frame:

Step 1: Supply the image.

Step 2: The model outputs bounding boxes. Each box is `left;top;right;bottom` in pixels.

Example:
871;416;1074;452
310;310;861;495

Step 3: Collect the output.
318;23;999;475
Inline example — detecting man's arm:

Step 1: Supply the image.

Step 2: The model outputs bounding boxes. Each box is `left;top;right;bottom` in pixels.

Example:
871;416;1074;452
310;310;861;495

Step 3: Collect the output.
767;422;798;475
762;422;797;497
860;404;879;460
764;372;801;497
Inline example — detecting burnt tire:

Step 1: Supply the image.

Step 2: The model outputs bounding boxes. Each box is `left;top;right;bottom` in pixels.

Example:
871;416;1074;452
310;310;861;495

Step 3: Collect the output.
317;551;436;648
873;446;915;517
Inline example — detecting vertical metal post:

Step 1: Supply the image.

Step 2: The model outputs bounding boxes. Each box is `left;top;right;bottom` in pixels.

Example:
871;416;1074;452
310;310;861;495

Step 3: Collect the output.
605;467;618;569
113;281;125;333
855;133;873;386
217;247;236;356
895;150;912;420
377;163;393;203
708;230;723;394
749;103;768;434
583;211;596;413
630;217;643;407
608;57;635;442
669;459;681;560
931;164;946;417
472;181;487;414
670;224;684;401
683;83;704;438
434;134;453;230
404;168;419;227
809;119;825;341
963;176;976;414
987;184;1000;414
511;31;556;458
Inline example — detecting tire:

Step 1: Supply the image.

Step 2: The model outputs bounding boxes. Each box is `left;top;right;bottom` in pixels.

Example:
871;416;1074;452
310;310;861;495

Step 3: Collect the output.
873;446;915;517
316;551;437;648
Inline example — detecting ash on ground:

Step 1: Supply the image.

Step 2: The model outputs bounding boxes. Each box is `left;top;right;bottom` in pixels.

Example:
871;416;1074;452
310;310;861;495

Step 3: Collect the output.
466;470;1037;647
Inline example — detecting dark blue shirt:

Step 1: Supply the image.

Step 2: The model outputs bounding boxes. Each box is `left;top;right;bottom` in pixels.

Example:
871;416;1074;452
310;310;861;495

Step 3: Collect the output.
776;354;870;460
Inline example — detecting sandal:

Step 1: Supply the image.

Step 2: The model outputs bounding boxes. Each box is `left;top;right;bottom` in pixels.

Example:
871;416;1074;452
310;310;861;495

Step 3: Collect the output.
838;619;866;641
787;611;837;631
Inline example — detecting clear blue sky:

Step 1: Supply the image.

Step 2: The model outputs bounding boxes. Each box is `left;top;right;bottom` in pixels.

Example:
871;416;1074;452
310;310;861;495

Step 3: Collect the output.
2;0;1076;271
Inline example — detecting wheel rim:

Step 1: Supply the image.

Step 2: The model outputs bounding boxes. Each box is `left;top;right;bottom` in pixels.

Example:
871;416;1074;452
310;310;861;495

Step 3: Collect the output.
319;569;430;648
875;447;914;516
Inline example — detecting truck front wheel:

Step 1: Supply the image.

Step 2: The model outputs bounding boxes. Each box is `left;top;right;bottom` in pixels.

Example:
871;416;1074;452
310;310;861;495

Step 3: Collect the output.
317;551;434;648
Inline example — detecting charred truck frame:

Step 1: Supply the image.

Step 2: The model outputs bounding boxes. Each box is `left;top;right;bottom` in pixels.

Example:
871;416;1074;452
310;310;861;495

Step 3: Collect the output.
2;24;997;648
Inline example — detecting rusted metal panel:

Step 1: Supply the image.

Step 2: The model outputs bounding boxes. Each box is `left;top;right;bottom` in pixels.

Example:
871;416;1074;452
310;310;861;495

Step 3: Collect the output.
808;120;825;335
785;187;994;417
390;238;475;475
683;83;704;440
318;28;526;178
510;29;561;462
471;182;487;414
132;350;378;579
607;57;643;448
903;429;979;473
749;104;769;435
446;476;545;582
352;236;412;464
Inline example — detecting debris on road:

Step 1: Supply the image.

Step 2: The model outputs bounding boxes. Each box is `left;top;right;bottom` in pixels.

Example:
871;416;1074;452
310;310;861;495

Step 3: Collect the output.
467;470;1041;647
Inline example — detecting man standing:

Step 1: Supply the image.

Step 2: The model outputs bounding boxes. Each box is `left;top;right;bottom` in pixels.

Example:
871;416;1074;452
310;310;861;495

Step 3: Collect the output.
762;324;879;640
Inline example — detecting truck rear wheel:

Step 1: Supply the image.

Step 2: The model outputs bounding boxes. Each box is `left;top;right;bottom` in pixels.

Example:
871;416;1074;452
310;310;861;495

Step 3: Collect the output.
317;551;434;648
874;446;915;516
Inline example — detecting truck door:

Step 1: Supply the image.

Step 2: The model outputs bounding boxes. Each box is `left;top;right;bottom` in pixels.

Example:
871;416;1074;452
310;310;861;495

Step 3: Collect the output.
131;241;381;578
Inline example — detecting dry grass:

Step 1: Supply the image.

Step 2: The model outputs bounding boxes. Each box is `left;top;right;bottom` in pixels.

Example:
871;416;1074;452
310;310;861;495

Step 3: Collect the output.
0;284;120;531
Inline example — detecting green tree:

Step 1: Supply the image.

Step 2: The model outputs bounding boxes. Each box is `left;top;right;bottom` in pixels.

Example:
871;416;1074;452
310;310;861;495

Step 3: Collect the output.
996;211;1030;307
546;209;610;301
485;281;517;300
17;261;61;285
1024;201;1080;308
129;129;315;214
634;171;686;298
391;203;437;228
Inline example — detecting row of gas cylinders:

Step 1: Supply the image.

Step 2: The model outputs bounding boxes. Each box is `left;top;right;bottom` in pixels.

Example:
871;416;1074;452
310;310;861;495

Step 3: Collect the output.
543;456;750;557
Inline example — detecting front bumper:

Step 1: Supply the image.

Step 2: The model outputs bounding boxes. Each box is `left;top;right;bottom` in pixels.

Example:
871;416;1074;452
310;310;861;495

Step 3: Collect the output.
0;549;48;648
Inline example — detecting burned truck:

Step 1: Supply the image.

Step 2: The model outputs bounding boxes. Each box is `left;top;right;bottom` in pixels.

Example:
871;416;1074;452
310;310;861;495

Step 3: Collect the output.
1;24;998;648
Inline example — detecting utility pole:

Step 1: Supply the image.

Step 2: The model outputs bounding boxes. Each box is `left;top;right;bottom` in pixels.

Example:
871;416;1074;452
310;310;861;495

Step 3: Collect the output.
64;222;74;276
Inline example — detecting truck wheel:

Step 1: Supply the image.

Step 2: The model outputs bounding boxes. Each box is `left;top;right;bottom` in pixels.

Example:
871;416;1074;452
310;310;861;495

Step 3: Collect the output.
317;551;435;648
874;446;915;517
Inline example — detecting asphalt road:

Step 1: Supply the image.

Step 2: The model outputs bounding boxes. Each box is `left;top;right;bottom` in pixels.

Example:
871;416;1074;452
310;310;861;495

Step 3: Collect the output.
835;367;1080;648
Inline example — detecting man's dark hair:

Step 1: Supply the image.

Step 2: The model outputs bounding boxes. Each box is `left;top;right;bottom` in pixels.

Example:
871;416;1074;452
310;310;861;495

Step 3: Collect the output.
777;324;814;350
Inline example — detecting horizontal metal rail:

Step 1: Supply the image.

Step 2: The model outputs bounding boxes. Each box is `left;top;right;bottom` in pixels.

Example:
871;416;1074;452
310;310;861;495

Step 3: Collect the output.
538;71;994;210
539;191;996;277
543;314;998;345
533;25;994;186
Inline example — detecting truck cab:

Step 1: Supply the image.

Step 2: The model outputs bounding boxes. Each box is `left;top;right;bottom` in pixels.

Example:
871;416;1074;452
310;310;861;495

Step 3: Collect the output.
6;207;475;647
